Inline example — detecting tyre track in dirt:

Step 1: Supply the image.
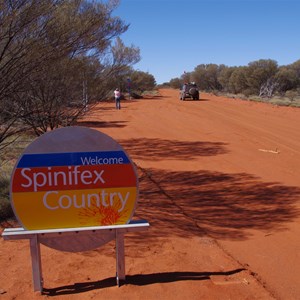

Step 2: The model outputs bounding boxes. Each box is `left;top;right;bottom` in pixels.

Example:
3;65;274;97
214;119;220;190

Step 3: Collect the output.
197;99;300;155
172;91;300;157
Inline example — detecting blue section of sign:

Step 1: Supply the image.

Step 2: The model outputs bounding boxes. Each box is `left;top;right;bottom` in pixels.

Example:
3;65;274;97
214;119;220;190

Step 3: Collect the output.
17;151;130;168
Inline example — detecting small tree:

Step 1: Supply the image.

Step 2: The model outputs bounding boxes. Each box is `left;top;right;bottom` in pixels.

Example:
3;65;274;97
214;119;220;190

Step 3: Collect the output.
218;66;236;92
275;67;298;95
169;77;182;89
285;90;298;101
128;70;156;93
246;59;278;95
228;67;249;94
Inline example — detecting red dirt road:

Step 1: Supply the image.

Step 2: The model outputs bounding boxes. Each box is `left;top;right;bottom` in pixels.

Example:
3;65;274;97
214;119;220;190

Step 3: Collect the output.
1;89;300;299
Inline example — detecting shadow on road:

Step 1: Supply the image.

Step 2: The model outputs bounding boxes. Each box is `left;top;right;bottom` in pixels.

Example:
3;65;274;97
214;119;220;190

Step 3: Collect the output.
132;167;300;243
119;138;228;160
77;120;127;128
181;98;209;102
113;137;300;242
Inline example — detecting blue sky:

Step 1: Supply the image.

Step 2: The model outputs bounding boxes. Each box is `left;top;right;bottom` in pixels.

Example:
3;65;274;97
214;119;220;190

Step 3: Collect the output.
113;0;300;84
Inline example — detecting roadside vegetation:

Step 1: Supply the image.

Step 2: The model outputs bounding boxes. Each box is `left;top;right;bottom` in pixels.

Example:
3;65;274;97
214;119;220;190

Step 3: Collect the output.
166;59;300;107
0;134;35;223
0;0;156;223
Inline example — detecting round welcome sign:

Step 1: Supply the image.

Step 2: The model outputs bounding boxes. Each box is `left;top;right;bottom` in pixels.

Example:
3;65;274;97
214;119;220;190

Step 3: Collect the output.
10;126;138;230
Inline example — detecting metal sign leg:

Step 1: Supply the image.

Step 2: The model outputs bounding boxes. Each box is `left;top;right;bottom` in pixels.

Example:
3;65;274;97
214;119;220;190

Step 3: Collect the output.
2;221;149;292
115;230;125;286
29;235;43;292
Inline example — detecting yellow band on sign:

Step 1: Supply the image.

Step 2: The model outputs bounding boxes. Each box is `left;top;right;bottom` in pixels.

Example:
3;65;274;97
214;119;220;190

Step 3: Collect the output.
13;187;137;230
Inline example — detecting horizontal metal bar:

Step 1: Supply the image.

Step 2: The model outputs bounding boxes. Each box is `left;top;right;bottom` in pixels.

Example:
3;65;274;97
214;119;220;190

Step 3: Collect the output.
2;220;149;240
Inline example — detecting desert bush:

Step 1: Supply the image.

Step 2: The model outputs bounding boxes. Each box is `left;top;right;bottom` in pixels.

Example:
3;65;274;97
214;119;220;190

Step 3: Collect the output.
0;160;14;222
169;78;181;89
285;90;298;101
0;134;34;222
269;98;292;106
290;101;300;107
248;95;264;102
0;176;13;222
130;92;143;99
127;71;156;93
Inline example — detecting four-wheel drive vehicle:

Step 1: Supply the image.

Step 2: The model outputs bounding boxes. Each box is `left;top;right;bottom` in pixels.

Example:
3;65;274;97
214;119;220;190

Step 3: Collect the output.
180;82;200;100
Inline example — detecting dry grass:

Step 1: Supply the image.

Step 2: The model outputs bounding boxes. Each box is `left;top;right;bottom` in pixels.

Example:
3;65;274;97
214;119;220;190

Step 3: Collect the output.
221;92;300;108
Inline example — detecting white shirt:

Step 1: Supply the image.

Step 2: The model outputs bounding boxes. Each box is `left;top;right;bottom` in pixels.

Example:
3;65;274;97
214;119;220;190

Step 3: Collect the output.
114;90;121;98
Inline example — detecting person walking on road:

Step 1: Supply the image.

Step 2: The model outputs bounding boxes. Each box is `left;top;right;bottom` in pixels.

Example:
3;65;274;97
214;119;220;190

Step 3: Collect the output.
114;88;121;110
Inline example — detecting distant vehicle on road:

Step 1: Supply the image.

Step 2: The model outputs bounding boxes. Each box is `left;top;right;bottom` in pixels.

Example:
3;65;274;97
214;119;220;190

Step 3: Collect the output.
180;82;200;100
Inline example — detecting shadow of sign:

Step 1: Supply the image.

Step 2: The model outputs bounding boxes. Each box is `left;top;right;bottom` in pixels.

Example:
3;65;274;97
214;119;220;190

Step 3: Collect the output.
42;269;244;295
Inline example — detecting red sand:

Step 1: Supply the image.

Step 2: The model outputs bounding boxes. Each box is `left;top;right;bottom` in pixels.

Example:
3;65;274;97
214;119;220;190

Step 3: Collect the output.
1;88;300;299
